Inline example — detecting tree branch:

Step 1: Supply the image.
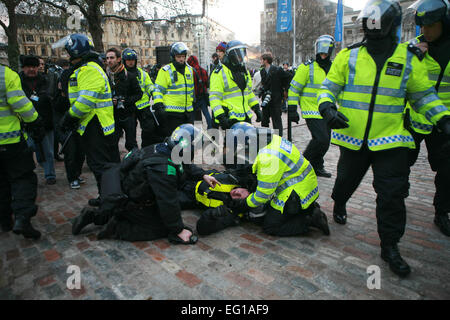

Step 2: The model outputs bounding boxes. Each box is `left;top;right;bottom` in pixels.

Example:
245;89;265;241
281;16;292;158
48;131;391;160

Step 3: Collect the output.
38;0;67;12
0;18;10;37
102;14;173;23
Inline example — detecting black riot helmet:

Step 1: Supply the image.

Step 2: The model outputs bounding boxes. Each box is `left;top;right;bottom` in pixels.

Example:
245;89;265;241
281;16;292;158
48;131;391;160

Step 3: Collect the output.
409;0;450;26
358;0;402;39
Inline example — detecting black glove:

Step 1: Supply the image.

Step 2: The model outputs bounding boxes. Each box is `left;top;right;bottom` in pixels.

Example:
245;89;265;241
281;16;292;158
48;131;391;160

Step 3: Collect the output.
60;111;79;132
153;102;166;124
288;105;300;124
437;116;450;136
252;105;262;123
25;116;46;143
136;107;156;132
227;198;250;213
217;114;230;130
319;102;349;129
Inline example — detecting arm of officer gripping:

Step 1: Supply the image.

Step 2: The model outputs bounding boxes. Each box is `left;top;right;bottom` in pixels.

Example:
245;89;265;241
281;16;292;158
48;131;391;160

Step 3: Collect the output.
406;56;450;125
317;50;347;108
152;68;168;105
209;71;226;119
69;66;100;119
246;153;285;209
6;69;38;123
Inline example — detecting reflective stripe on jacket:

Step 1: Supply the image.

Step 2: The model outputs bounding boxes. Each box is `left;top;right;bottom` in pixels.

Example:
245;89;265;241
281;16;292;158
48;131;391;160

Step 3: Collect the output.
318;42;450;151
135;67;154;110
288;61;326;119
0;66;38;144
68;61;115;136
152;63;194;113
247;135;318;213
209;64;258;123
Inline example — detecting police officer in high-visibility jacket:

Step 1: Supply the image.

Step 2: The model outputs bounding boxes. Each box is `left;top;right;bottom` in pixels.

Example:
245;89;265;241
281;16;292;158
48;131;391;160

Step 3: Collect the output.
152;42;195;138
288;35;335;178
122;48;162;147
53;34;120;207
406;0;450;237
0;65;46;239
317;0;450;277
209;40;262;130
224;123;330;237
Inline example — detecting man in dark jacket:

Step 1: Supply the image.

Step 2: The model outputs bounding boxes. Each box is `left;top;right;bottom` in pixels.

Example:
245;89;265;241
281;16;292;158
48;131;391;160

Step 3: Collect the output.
19;55;56;185
105;48;143;152
259;52;292;137
187;55;212;129
71;124;220;243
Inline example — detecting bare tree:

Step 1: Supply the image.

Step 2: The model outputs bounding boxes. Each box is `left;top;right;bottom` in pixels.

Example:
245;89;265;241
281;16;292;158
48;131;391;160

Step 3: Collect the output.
0;0;22;70
262;0;333;65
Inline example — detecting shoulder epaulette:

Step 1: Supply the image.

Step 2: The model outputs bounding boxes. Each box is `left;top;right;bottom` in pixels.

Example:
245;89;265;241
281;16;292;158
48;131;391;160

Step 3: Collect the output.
162;64;171;71
214;65;223;73
407;43;425;61
347;42;364;49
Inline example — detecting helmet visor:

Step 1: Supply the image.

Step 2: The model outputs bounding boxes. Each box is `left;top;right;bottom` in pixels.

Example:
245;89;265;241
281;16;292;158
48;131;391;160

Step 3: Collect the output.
315;37;334;55
357;0;399;26
228;47;248;66
51;35;71;50
409;0;448;26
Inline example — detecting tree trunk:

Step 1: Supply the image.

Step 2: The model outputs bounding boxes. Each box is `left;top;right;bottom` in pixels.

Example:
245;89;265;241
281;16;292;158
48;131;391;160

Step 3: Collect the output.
86;4;104;53
5;1;20;71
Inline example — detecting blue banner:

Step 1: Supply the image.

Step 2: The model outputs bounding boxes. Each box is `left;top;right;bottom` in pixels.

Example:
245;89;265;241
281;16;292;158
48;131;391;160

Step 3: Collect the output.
276;0;292;33
416;25;421;37
397;24;402;43
334;0;343;42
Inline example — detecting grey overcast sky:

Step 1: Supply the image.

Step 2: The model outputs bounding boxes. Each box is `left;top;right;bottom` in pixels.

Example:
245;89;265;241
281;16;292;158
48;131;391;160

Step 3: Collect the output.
208;0;367;45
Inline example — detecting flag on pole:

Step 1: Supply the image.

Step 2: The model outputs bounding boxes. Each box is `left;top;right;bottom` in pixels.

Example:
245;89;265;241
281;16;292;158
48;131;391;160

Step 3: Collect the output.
277;0;292;33
334;0;343;42
397;23;403;43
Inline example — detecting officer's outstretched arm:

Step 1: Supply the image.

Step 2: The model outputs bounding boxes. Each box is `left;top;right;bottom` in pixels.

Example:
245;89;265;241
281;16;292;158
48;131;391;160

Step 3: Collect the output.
6;68;38;123
287;64;308;108
317;49;347;107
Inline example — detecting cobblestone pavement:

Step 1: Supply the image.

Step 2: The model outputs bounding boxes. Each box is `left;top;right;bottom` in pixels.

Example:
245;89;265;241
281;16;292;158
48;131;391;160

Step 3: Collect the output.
1;115;449;300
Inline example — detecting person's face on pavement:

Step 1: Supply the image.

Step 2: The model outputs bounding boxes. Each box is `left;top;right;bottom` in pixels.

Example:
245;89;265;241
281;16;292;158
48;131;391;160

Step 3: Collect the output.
230;188;250;199
106;52;120;69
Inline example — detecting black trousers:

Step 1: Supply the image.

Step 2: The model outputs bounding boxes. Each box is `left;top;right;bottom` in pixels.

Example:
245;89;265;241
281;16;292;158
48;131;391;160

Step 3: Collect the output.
303;118;331;170
263;191;314;236
196;207;238;236
332;146;410;245
163;111;194;138
262;103;283;137
408;128;450;215
0;140;38;222
81;116;121;193
115;115;138;152
139;114;165;148
62;132;85;183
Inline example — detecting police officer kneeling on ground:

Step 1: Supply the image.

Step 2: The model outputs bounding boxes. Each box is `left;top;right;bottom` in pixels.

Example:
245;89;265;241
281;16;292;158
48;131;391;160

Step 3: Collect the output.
221;122;330;237
317;0;450;277
71;124;220;243
0;64;46;239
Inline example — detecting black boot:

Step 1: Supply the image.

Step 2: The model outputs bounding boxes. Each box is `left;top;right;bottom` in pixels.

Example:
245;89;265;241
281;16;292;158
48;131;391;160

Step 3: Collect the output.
97;216;118;240
72;208;95;235
315;168;332;178
309;206;330;235
434;212;450;237
381;243;411;277
333;202;347;225
13;217;41;239
0;216;13;232
88;196;101;207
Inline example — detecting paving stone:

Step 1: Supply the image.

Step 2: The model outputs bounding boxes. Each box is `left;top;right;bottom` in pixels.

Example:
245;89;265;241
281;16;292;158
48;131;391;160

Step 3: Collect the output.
42;283;65;299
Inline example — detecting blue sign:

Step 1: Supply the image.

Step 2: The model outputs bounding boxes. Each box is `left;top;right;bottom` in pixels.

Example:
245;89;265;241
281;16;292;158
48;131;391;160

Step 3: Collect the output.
416;25;421;37
277;0;292;33
334;0;343;42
